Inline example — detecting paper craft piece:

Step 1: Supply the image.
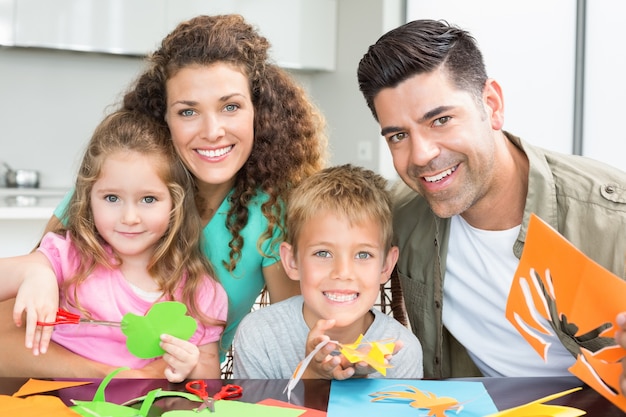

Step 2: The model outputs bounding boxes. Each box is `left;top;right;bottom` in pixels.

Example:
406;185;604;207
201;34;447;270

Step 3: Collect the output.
12;379;92;397
258;398;327;417
122;301;197;359
0;394;82;416
285;335;396;400
161;399;306;417
327;379;498;417
484;387;585;416
505;214;626;412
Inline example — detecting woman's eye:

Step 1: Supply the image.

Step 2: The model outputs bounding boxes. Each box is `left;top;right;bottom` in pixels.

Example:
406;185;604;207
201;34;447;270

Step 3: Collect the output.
433;116;451;127
314;250;331;258
142;196;156;204
180;109;195;117
224;103;239;112
356;252;372;260
104;195;118;203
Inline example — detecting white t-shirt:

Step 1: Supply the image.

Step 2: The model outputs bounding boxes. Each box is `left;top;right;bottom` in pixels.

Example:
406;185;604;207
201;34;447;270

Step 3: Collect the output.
443;215;575;377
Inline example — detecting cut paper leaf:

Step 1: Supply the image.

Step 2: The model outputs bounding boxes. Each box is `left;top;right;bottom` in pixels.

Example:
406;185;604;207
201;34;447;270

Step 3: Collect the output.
327;378;498;417
284;335;396;401
122;301;197;359
505;214;626;413
484;387;585;416
0;394;82;416
12;379;92;397
257;398;327;417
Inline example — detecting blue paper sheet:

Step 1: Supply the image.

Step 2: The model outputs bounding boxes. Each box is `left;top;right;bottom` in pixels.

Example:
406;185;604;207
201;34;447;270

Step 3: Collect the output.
327;379;499;417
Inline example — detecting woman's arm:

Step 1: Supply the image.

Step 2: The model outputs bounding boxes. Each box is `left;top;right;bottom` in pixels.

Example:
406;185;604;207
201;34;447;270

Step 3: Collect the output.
262;262;300;304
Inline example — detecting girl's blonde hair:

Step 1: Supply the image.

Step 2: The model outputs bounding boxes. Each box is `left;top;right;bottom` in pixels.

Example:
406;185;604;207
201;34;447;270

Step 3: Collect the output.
57;110;223;327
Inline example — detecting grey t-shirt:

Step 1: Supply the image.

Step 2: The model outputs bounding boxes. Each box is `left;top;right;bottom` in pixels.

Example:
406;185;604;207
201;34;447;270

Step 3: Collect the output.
233;295;424;379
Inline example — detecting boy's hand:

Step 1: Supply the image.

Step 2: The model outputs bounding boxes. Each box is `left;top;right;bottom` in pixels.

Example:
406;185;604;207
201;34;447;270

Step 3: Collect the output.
302;319;356;380
12;268;59;356
160;334;200;383
350;339;404;376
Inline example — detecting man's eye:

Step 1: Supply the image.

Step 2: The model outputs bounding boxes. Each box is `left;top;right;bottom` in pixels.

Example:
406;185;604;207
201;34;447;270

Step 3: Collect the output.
142;196;156;204
356;252;372;260
314;250;331;258
433;116;451;127
388;132;408;143
104;195;118;203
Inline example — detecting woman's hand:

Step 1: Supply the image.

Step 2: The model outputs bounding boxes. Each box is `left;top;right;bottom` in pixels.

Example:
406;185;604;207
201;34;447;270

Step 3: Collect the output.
615;312;626;396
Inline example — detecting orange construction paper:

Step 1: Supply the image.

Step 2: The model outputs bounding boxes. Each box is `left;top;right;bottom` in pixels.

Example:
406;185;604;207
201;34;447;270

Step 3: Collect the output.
506;213;626;413
0;394;81;416
484;387;585;416
12;379;93;397
257;398;326;417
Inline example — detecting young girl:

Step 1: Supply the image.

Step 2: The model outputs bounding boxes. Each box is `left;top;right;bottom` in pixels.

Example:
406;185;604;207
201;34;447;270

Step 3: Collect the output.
0;110;227;382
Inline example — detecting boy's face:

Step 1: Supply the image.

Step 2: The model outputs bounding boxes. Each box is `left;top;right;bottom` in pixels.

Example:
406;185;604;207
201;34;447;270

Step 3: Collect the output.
280;210;399;339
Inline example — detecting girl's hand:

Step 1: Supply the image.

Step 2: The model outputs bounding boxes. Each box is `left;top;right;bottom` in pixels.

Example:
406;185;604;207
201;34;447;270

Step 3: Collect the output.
302;319;356;380
12;267;59;356
160;334;200;383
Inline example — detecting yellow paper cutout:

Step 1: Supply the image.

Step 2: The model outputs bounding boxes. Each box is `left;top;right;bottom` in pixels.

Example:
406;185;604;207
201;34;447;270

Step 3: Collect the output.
339;334;395;376
484;387;585;416
0;394;81;416
12;379;92;398
369;384;461;417
506;214;626;413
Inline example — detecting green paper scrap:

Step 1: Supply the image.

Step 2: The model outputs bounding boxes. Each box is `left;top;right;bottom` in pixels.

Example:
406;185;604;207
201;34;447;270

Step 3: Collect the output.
162;399;306;417
122;301;198;359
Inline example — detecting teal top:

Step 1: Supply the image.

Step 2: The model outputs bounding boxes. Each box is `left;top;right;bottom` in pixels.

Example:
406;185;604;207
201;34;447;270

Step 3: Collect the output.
54;189;282;363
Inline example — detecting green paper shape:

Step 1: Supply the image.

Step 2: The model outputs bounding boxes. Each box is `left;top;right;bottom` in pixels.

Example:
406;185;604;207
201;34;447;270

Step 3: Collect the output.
162;400;305;417
122;301;198;359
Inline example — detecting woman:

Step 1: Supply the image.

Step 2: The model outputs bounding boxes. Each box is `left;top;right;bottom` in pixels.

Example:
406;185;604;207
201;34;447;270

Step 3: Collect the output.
0;14;327;377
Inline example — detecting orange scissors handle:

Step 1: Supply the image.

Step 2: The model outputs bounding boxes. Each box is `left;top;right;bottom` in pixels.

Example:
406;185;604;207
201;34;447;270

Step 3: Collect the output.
36;308;121;327
214;384;243;401
186;379;214;412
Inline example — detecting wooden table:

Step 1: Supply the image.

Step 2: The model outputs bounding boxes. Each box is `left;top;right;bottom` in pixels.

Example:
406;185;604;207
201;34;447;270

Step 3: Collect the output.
1;375;623;415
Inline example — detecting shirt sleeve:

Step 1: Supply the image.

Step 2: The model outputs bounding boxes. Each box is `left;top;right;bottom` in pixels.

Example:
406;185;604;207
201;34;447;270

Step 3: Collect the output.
191;277;229;346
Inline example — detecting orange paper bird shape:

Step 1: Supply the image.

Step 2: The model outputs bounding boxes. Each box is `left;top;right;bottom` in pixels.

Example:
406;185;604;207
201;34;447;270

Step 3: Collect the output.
484;387;585;417
369;384;462;417
506;214;626;413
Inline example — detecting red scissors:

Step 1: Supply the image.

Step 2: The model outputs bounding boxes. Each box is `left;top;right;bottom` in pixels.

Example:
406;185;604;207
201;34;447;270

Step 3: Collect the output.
36;308;121;327
186;380;243;413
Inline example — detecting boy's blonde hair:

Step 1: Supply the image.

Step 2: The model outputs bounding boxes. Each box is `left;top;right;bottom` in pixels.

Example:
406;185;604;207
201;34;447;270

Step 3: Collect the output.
285;164;393;253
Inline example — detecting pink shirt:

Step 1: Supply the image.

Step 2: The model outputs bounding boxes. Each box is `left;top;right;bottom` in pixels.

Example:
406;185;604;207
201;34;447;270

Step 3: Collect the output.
38;232;228;369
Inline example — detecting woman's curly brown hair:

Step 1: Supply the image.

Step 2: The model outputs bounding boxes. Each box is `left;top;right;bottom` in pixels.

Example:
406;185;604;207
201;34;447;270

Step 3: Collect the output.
122;14;328;272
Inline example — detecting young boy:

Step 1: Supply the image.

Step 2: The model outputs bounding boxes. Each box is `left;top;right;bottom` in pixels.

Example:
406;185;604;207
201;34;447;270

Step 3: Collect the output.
233;164;423;379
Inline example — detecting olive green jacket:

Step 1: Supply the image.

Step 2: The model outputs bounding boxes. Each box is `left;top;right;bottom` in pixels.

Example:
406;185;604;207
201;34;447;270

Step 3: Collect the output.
393;132;626;379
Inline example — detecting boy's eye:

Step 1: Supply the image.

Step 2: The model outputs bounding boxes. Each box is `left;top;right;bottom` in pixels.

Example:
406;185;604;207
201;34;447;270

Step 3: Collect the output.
104;195;119;203
356;252;372;260
314;250;331;258
142;196;157;204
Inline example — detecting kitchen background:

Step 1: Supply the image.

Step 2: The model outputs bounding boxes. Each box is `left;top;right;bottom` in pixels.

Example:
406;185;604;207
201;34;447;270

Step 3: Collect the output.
1;0;624;256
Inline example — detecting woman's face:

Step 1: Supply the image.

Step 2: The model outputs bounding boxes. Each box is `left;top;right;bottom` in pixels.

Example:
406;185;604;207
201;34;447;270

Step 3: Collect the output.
164;63;254;191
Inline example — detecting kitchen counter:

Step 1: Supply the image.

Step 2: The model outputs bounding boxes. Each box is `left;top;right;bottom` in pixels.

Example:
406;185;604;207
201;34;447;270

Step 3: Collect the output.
0;187;68;219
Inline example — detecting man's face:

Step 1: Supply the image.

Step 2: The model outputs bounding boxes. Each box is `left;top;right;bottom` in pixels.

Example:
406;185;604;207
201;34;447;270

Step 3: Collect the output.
373;68;502;219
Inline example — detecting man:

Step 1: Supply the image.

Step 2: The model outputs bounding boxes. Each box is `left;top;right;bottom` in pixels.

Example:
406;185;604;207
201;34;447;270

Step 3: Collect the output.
357;19;626;381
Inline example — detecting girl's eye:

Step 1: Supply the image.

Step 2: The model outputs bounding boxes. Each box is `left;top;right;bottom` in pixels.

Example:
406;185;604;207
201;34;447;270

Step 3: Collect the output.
142;196;157;204
356;252;372;260
224;103;239;112
314;250;331;258
433;116;451;127
388;132;408;144
180;109;195;117
104;195;118;203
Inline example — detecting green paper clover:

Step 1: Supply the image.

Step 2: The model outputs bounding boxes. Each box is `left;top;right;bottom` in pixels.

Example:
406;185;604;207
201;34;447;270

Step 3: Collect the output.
122;301;198;359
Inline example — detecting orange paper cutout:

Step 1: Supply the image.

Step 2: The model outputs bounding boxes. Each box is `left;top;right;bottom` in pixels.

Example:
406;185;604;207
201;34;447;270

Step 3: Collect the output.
0;394;81;416
369;384;461;417
506;213;626;412
12;379;92;398
484;387;585;416
339;335;394;376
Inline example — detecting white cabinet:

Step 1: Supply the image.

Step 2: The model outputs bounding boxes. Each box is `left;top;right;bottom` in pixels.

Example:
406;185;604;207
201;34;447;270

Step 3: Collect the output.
1;0;337;71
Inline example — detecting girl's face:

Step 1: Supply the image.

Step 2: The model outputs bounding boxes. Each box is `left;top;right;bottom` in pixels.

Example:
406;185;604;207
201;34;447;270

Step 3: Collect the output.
164;63;255;192
91;150;172;262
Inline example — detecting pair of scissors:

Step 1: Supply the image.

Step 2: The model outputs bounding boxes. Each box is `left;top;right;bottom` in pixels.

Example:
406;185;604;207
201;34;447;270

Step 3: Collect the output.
36;308;121;327
185;380;243;413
